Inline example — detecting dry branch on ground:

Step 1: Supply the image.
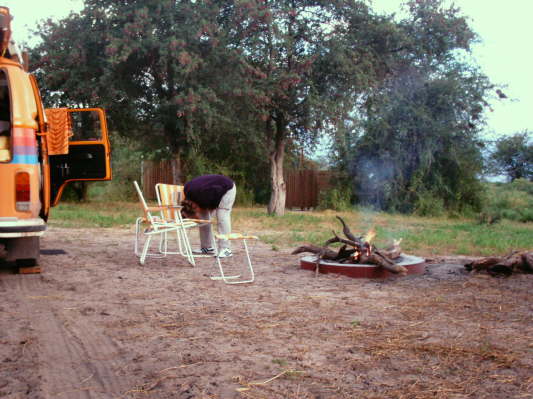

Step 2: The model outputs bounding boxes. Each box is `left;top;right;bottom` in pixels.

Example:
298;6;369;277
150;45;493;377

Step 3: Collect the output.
464;251;533;276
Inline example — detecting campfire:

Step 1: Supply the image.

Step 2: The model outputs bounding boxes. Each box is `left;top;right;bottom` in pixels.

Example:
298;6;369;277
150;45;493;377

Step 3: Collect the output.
292;216;409;276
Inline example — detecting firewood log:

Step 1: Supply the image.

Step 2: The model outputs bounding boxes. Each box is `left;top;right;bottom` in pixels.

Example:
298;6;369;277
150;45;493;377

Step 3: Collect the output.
326;231;361;248
291;245;338;260
336;216;358;242
464;251;533;275
291;244;355;262
363;250;408;275
464;257;501;272
489;251;528;276
381;238;403;260
521;252;533;272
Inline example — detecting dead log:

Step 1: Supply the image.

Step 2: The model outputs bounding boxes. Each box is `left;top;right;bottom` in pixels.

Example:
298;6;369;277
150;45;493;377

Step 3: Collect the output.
464;251;533;275
360;249;408;275
336;216;358;242
326;231;361;248
292;245;338;260
522;252;533;272
291;244;355;263
464;256;500;272
381;238;403;260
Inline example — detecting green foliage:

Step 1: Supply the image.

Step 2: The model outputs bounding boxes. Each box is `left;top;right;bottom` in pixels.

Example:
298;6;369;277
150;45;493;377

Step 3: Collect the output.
29;0;498;216
31;0;228;158
89;135;144;201
480;180;533;223
413;191;446;217
347;1;492;213
235;187;255;207
180;151;258;206
488;131;533;181
509;178;533;195
317;188;352;212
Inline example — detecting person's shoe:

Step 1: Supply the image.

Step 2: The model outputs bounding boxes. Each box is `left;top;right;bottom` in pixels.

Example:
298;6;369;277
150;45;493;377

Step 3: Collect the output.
217;248;233;258
192;247;215;255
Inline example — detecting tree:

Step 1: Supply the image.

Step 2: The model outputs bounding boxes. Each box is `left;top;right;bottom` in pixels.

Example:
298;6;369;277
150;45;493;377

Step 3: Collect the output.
490;132;533;181
31;0;228;159
345;0;493;213
29;0;495;214
30;0;273;198
218;0;417;215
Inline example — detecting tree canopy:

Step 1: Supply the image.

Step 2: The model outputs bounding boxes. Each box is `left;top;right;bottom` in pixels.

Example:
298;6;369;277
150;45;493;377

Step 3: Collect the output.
29;0;497;214
489;132;533;182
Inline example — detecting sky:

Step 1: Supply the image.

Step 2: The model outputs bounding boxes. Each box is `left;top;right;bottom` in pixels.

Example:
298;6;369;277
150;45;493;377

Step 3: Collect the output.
2;0;532;140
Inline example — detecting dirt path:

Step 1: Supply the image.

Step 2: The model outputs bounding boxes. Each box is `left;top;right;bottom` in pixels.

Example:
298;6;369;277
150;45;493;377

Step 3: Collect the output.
0;226;531;398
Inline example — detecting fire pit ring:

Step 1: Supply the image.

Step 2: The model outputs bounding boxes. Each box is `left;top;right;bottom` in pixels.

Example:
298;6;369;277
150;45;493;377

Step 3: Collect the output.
300;254;426;278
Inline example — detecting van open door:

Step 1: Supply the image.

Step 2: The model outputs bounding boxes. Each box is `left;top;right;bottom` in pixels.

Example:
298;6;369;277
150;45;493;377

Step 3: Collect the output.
46;108;111;205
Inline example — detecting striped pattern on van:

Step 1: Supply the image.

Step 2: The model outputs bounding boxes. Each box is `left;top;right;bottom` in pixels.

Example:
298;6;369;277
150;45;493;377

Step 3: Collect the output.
11;127;37;164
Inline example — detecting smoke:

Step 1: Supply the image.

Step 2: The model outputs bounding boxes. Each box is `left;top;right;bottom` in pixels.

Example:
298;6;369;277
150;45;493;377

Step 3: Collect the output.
351;155;396;211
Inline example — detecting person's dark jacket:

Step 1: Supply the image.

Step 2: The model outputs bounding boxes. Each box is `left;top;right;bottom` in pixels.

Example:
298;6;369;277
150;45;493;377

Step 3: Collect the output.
184;174;234;210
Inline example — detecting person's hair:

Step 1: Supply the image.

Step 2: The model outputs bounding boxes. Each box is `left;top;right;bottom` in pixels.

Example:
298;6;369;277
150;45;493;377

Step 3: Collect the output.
181;199;196;218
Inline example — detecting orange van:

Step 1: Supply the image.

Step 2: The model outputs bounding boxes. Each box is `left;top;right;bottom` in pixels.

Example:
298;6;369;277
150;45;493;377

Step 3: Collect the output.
0;7;111;266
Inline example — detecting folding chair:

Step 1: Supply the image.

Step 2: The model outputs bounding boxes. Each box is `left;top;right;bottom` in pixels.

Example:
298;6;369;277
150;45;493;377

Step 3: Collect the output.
155;183;214;266
133;181;187;265
211;233;258;284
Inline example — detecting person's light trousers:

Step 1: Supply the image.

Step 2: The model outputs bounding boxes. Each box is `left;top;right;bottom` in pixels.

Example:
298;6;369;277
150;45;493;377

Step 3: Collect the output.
199;184;236;250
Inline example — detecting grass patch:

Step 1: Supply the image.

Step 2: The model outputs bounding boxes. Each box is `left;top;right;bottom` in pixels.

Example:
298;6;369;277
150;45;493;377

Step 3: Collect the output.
48;201;139;228
48;202;532;256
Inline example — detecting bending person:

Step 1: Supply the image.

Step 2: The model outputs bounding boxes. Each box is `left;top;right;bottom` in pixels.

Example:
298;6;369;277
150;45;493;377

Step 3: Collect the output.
181;174;236;258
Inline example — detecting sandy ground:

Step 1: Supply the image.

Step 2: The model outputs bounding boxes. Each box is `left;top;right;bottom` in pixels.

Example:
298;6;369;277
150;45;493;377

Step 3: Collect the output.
0;226;531;399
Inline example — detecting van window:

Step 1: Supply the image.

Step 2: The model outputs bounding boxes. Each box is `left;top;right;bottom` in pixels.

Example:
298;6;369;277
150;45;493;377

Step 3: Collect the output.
69;110;102;141
0;69;11;162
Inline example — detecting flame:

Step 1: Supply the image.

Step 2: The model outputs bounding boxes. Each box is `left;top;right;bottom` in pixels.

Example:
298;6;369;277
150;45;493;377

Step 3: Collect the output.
363;227;376;243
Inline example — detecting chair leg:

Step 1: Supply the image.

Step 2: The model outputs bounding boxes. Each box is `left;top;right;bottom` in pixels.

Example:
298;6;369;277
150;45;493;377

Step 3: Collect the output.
134;217;142;257
140;235;153;265
242;239;255;282
159;231;168;254
178;227;196;266
210;239;255;284
136;222;166;261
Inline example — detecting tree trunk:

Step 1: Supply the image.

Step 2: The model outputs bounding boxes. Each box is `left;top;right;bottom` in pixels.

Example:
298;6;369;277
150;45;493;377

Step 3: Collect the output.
71;182;88;202
267;119;287;216
172;152;181;184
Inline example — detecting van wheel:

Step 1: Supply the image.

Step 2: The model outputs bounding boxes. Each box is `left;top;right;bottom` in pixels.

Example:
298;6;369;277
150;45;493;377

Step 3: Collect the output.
16;258;39;267
8;237;41;266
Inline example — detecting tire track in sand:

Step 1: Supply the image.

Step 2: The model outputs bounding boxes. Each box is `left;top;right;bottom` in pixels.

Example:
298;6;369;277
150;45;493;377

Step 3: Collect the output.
3;273;134;399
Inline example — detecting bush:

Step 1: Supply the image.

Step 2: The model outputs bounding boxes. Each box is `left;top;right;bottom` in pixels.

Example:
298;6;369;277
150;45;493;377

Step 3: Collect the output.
181;151;259;206
88;135;143;201
235;186;255;207
317;188;352;211
480;179;533;223
414;191;445;217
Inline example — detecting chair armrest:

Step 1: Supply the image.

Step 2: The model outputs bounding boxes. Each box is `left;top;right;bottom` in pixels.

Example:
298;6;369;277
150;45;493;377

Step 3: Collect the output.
216;233;259;240
146;205;182;212
185;218;213;224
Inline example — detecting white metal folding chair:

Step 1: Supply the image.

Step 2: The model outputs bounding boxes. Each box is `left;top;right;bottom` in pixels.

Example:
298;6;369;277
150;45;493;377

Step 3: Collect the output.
155;183;212;266
133;181;187;265
211;233;258;284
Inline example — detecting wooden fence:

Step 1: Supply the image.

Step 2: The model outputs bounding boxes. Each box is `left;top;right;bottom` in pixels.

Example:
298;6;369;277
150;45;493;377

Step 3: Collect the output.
141;160;182;199
285;169;332;209
142;161;332;208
